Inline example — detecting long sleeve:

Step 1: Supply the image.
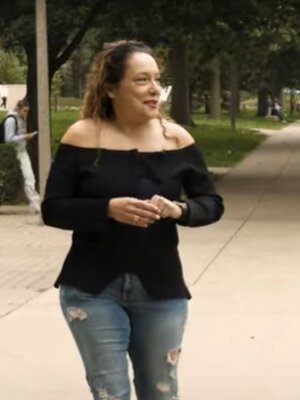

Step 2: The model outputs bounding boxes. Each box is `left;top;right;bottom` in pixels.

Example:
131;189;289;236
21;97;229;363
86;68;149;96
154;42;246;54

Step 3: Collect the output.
178;145;224;227
4;117;26;143
41;145;111;232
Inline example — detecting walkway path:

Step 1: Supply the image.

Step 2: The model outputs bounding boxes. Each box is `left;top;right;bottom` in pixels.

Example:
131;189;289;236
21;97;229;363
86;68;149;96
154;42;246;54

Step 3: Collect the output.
1;122;300;400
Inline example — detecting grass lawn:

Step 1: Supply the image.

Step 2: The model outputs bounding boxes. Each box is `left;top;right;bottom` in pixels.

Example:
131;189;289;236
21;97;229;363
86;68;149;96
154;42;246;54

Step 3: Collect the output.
1;107;293;168
188;110;288;166
188;123;265;167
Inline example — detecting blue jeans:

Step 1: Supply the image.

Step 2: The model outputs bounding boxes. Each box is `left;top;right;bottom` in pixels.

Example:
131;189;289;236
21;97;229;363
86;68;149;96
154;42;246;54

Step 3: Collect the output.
60;274;188;400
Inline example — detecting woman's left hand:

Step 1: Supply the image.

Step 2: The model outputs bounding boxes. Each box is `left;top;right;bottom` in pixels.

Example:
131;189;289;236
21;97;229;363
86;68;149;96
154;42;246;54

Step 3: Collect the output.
149;195;182;219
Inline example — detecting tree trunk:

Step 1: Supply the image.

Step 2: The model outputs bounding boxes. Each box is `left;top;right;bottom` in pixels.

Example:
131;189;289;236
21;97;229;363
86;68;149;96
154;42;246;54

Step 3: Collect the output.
170;38;193;126
229;56;239;131
270;59;282;102
209;57;221;119
256;85;269;117
25;43;39;187
36;0;52;201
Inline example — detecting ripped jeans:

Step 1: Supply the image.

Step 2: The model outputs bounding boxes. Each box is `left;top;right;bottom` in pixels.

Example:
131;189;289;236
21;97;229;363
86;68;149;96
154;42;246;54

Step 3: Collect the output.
60;274;188;400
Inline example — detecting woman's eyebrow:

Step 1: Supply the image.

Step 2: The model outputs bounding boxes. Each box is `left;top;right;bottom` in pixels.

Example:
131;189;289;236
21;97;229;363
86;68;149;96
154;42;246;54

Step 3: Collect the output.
134;71;160;76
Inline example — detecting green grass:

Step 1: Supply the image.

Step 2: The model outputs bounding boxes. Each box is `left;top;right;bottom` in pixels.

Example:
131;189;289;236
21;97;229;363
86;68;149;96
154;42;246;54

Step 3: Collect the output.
193;109;297;130
186;109;299;166
49;109;268;167
2;106;292;168
185;111;270;166
55;97;82;108
187;122;265;167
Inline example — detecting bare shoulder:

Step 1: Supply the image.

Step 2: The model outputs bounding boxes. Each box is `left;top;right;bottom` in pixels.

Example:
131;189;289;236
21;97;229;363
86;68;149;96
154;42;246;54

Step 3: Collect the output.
61;119;97;147
163;120;195;148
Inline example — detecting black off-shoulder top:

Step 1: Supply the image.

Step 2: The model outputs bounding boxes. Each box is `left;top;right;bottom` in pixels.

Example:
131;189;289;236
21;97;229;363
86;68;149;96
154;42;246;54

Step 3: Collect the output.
41;143;224;299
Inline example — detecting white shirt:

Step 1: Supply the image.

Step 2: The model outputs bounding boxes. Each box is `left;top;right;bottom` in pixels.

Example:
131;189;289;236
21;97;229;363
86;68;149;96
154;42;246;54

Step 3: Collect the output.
4;111;27;152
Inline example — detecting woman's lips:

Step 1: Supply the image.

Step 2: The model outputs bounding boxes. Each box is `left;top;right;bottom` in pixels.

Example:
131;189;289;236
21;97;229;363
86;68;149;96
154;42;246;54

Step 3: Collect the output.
144;100;158;109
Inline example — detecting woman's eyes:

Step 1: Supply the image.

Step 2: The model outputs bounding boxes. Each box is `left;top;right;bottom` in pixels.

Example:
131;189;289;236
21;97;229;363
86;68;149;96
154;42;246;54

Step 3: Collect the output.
135;77;161;84
136;77;148;83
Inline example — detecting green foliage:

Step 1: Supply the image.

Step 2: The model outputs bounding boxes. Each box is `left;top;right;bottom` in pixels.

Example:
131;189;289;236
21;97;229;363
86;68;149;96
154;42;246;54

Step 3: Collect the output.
51;109;80;153
58;29;102;98
51;70;63;98
0;144;23;205
0;47;26;83
55;97;83;108
2;0;300;129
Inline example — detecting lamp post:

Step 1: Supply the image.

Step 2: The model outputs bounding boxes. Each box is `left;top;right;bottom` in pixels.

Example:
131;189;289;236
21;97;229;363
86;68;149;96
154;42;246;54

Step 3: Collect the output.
35;0;51;204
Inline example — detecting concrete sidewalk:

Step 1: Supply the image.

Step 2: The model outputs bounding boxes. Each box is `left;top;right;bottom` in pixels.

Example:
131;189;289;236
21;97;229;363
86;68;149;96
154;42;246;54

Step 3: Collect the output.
1;122;300;400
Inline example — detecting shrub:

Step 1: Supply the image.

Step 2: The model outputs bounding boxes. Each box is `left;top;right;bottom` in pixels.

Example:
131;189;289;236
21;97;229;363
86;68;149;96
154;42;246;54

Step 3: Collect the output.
0;144;23;205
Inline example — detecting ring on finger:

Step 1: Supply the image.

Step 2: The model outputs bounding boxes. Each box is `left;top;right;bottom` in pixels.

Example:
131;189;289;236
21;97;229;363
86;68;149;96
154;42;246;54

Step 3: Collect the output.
133;215;140;223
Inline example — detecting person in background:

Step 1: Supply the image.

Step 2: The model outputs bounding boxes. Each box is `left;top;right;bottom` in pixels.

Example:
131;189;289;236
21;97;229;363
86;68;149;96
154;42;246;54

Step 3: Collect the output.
41;40;224;400
0;83;9;109
4;99;40;213
271;98;285;122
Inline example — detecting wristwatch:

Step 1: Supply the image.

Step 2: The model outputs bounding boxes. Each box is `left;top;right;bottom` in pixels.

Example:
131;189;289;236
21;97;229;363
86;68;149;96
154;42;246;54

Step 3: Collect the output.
174;201;189;222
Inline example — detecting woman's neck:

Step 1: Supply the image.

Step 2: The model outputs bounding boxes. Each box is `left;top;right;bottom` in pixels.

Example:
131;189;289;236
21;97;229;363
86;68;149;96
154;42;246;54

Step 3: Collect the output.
111;117;158;137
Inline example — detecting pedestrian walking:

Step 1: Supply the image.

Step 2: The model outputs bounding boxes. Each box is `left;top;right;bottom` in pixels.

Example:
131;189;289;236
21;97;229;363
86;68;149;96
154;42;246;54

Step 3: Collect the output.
0;83;9;109
3;99;40;213
41;39;224;400
271;98;285;122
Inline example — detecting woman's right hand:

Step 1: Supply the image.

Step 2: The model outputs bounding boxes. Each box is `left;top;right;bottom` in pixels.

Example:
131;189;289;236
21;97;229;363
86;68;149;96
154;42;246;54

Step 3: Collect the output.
25;132;36;140
107;197;161;228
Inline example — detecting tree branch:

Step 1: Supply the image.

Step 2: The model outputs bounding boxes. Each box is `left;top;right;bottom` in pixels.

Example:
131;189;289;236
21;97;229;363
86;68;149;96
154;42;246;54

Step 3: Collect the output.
50;0;103;75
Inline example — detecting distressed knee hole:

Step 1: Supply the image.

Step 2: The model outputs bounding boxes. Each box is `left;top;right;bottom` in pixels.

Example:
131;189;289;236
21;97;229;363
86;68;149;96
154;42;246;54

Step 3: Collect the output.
167;348;181;365
98;388;119;399
66;307;88;322
156;382;171;392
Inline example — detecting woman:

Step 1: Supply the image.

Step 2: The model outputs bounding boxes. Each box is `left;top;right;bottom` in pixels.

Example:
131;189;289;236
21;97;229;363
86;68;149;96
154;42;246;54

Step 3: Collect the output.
4;99;40;213
42;40;224;400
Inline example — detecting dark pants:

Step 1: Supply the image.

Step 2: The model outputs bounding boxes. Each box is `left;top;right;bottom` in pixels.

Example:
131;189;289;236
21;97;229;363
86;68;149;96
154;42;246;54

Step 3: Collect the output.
1;97;7;108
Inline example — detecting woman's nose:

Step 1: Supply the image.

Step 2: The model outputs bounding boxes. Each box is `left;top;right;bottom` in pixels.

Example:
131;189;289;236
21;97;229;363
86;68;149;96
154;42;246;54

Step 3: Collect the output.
150;80;161;94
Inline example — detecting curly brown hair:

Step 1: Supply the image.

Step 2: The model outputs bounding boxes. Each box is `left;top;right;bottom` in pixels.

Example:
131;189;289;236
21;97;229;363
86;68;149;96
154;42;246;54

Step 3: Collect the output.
82;40;154;121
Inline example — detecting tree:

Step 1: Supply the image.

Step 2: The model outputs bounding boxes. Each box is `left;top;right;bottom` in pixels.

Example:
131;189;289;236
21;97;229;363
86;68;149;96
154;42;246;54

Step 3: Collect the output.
100;0;215;125
0;47;26;83
59;29;104;98
0;0;105;178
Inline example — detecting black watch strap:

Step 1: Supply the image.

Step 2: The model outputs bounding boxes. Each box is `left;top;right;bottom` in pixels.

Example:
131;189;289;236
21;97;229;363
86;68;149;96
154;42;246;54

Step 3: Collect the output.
174;201;189;222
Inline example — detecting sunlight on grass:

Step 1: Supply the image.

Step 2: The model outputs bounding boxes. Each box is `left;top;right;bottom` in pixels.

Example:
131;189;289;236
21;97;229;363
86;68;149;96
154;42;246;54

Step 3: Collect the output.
2;106;285;168
192;110;294;130
187;123;266;167
49;109;269;166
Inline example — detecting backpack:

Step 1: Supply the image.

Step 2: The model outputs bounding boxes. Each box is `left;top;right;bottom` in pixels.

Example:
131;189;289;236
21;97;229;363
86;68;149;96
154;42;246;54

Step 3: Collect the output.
0;115;18;144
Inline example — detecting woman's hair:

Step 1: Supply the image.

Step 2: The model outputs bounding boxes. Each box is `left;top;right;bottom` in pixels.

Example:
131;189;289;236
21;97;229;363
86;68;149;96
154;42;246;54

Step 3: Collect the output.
15;98;30;110
82;40;154;120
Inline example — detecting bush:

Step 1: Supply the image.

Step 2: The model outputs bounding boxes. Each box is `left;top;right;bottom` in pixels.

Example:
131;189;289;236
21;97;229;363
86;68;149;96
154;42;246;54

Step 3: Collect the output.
0;144;23;205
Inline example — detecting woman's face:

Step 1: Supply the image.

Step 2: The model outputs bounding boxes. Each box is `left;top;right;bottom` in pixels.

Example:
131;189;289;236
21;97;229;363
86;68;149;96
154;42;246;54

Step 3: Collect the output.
110;52;162;122
19;106;30;118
